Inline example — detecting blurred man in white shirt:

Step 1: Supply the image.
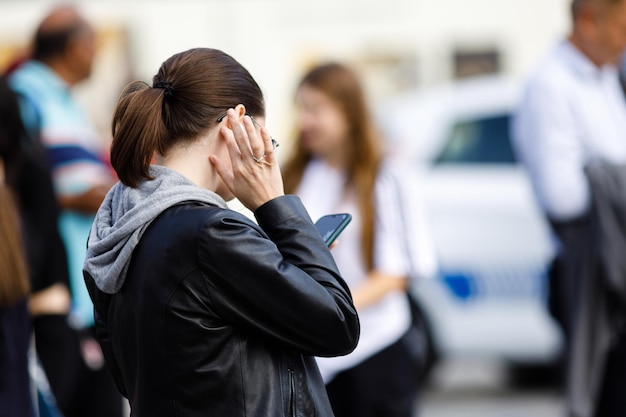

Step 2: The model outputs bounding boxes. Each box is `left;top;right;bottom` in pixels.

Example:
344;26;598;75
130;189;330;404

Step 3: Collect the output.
513;0;626;222
512;1;626;416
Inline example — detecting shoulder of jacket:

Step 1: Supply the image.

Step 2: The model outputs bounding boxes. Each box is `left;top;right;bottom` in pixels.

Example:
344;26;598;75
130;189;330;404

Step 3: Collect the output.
163;203;259;234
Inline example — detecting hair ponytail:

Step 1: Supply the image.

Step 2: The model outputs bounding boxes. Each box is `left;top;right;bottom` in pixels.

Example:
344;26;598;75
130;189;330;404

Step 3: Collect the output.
111;81;169;188
110;48;265;188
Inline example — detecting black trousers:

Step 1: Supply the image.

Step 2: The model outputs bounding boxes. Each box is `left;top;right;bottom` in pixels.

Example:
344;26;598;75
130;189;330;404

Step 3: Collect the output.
549;218;626;417
325;333;420;417
594;330;626;417
34;315;124;417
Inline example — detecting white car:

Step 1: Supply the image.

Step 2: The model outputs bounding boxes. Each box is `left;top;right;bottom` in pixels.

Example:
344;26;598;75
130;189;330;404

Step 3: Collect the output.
376;76;564;379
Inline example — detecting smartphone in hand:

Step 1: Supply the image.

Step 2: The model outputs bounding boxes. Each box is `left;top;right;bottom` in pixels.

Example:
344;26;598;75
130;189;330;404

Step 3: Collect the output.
314;213;352;247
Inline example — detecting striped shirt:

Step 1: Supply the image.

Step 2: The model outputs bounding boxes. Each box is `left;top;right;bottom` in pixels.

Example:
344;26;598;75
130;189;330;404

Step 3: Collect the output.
10;61;114;328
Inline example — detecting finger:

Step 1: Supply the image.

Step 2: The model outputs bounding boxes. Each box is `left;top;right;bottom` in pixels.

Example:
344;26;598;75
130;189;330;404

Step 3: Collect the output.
219;124;244;172
244;115;265;161
227;109;252;159
259;126;276;163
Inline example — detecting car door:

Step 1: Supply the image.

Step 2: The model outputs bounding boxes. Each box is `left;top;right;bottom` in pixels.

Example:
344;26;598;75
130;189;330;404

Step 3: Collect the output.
416;111;562;363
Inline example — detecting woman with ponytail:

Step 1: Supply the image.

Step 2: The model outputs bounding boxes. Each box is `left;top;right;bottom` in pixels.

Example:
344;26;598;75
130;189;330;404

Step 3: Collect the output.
83;48;359;417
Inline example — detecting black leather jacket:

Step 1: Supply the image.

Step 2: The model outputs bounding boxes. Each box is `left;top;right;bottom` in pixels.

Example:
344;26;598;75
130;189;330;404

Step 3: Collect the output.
84;196;359;417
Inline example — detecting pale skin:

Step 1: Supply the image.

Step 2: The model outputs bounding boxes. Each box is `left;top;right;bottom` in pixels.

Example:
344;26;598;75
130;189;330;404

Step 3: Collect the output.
295;86;407;311
161;104;284;213
28;283;71;316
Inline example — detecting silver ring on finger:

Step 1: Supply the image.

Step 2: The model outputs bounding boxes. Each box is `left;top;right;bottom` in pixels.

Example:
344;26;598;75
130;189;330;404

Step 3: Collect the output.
252;154;266;163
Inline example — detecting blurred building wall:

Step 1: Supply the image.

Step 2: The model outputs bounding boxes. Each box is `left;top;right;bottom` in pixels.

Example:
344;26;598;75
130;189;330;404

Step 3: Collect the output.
0;0;570;151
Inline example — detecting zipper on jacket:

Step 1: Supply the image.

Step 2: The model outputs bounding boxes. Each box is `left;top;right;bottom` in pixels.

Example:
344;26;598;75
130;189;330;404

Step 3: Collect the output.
288;368;296;417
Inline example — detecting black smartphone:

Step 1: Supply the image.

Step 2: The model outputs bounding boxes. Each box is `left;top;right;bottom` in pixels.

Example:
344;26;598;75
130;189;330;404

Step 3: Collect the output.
314;213;352;247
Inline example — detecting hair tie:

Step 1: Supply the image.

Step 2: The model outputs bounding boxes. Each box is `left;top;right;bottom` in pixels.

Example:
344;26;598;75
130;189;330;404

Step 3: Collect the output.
153;81;174;98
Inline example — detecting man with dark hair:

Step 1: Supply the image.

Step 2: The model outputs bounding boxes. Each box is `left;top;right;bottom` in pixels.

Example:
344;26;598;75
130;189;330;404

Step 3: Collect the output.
8;5;121;417
512;1;626;416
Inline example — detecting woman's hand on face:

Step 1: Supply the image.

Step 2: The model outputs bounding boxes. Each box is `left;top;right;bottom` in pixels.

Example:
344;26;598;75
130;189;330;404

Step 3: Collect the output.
210;108;285;211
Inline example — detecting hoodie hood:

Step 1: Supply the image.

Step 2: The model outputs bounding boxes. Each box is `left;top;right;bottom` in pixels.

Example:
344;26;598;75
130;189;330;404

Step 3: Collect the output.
83;165;227;294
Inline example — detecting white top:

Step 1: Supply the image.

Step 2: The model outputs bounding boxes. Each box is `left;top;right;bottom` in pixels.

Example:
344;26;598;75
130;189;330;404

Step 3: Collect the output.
512;40;626;222
297;158;436;382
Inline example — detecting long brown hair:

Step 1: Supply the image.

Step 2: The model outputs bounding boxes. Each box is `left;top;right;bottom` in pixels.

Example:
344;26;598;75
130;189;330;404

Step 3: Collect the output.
283;63;382;269
0;183;30;307
111;48;265;188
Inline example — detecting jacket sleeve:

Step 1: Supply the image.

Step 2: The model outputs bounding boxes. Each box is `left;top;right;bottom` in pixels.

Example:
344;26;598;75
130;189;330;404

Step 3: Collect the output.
197;195;360;357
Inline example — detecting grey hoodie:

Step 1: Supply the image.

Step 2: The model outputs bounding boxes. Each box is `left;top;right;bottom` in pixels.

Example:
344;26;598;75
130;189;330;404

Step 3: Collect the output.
83;165;227;294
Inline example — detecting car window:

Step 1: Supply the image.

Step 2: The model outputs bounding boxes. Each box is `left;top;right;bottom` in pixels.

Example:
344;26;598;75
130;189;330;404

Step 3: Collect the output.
434;114;517;164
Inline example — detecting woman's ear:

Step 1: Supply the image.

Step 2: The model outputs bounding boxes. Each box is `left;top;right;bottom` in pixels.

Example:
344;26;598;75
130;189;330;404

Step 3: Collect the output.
222;104;247;129
234;104;246;119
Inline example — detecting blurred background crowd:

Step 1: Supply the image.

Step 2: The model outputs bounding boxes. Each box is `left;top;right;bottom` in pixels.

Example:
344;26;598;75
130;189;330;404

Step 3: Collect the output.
1;0;625;416
0;0;574;148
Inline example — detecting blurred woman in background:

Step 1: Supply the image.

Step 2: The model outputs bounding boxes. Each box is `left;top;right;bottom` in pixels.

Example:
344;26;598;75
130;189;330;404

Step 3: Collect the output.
0;159;33;417
0;76;69;417
283;62;430;417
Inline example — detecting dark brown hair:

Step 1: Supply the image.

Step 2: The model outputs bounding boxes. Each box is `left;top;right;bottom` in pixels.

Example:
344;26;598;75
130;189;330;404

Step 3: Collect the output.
0;184;30;307
111;48;265;188
282;63;382;269
0;78;25;193
571;0;624;19
32;5;91;62
0;78;30;306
